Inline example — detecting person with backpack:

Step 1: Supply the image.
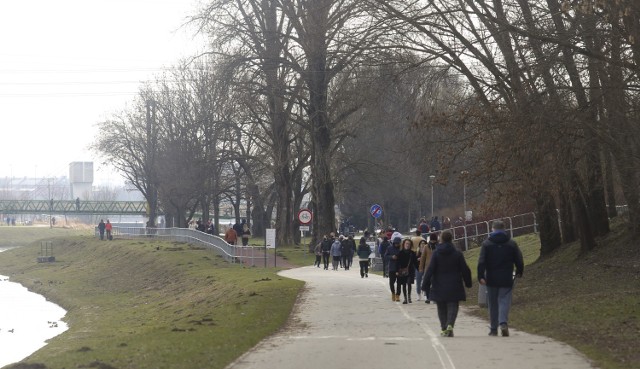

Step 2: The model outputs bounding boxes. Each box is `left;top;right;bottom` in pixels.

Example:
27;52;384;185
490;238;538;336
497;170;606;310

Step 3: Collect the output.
378;236;390;277
422;231;472;337
477;219;524;337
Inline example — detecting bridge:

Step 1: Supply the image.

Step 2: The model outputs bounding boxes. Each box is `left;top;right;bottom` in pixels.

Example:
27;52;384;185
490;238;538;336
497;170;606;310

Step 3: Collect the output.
0;200;147;215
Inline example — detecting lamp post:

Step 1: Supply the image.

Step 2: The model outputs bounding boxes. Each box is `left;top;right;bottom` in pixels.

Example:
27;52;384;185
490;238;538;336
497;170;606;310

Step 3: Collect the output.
429;174;436;219
461;171;469;250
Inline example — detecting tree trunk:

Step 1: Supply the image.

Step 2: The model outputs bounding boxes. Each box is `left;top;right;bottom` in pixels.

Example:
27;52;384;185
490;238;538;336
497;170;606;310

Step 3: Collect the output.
536;190;562;257
568;170;597;253
558;192;576;244
603;150;618;218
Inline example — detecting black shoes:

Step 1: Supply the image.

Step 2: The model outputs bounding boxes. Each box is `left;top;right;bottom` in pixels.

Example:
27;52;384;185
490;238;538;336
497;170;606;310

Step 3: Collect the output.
488;330;498;336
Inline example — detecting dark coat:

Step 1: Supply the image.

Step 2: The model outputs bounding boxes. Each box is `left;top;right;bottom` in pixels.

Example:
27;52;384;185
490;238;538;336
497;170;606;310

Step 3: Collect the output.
385;245;401;272
422;243;472;302
321;238;333;253
357;242;371;259
477;231;524;287
397;249;418;281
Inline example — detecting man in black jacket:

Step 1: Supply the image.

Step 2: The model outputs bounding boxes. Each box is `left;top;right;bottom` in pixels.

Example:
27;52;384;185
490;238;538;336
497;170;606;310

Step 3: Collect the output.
477;219;524;337
320;234;333;270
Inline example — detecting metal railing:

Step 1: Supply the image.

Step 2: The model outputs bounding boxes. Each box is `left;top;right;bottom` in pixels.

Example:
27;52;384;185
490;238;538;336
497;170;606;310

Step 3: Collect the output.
98;227;267;265
449;212;537;250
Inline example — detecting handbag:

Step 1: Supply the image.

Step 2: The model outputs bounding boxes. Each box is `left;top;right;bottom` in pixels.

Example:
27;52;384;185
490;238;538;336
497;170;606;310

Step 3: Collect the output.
397;267;409;277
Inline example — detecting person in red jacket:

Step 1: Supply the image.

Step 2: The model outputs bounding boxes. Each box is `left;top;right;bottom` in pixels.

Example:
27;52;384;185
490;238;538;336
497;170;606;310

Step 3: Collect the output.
105;219;113;240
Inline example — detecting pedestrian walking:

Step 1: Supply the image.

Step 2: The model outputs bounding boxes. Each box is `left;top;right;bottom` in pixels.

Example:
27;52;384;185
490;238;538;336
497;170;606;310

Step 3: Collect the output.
419;233;438;303
477;219;524;337
422;231;472;337
415;239;428;301
98;219;106;240
347;235;356;269
340;235;350;270
313;241;322;268
378;236;390;277
397;239;418;304
105;219;113;240
224;226;238;245
357;237;371;278
385;237;402;301
331;236;342;270
321;235;332;270
241;221;251;246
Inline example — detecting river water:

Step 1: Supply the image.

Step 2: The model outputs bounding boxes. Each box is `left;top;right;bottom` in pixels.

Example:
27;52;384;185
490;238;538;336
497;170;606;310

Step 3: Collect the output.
0;247;68;368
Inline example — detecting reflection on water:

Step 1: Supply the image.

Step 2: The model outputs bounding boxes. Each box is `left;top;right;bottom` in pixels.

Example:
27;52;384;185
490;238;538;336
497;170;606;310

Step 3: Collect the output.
0;248;68;367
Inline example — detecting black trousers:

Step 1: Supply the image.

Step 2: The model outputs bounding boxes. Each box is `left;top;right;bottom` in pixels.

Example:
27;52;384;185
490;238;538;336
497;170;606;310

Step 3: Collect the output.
359;260;369;276
389;273;400;295
436;301;460;330
322;252;330;269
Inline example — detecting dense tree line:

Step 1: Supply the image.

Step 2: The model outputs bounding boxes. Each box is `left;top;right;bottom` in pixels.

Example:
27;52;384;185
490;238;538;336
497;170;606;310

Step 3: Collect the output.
93;0;640;253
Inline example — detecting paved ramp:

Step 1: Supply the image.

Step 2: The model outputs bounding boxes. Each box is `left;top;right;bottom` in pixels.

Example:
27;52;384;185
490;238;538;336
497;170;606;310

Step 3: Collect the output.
227;266;595;369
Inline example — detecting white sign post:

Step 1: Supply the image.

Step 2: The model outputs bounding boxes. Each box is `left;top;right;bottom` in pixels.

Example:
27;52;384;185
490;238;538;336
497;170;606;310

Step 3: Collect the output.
265;228;276;267
297;209;313;257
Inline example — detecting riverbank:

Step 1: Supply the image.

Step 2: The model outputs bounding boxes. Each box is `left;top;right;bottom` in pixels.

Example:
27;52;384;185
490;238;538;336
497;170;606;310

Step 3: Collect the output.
0;273;68;368
0;232;302;369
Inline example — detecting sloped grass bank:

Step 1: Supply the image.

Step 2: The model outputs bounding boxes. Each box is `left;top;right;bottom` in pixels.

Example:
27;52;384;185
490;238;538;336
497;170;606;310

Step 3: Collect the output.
463;224;639;369
0;235;303;369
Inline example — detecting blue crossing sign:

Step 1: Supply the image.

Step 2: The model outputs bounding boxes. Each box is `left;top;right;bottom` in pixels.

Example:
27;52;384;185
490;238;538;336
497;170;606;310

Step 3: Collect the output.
370;204;383;218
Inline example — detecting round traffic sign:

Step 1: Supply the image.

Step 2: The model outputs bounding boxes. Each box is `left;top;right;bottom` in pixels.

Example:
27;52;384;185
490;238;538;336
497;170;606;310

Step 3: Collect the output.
298;208;313;224
370;204;383;218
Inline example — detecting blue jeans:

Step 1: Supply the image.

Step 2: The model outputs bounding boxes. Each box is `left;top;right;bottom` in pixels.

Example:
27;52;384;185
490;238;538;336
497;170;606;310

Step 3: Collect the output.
486;286;513;330
415;270;423;294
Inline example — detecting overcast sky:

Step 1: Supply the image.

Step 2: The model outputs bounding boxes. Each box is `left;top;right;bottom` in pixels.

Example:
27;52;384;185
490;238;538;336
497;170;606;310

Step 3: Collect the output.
0;0;205;185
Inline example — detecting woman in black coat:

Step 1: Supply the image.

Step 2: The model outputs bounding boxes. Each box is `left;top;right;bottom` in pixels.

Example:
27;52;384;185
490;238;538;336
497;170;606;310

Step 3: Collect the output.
422;231;472;337
397;239;418;304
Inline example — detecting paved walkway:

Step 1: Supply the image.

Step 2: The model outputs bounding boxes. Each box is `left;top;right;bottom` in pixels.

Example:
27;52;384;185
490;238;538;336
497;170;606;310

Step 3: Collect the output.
226;265;595;369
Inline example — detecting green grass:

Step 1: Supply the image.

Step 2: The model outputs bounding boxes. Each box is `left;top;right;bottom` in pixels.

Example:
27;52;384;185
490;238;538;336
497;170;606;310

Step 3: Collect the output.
463;221;640;369
0;230;303;369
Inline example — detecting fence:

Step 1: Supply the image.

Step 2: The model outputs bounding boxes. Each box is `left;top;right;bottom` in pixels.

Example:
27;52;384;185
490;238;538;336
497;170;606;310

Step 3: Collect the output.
98;227;267;265
450;212;537;250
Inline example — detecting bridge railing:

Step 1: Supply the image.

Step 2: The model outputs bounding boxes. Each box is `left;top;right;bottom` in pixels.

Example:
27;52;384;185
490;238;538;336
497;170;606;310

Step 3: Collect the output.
101;227;267;265
1;200;147;215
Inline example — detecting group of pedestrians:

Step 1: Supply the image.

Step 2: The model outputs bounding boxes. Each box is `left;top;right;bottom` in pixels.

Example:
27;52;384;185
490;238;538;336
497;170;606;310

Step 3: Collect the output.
97;219;112;240
380;219;523;339
315;233;357;272
224;219;252;246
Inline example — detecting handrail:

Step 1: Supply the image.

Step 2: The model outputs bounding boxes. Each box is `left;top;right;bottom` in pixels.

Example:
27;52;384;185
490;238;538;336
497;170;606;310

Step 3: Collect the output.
448;212;538;250
97;226;267;265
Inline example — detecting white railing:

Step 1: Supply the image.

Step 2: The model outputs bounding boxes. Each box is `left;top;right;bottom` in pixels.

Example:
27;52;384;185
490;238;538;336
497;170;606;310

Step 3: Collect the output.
96;227;267;265
449;212;537;250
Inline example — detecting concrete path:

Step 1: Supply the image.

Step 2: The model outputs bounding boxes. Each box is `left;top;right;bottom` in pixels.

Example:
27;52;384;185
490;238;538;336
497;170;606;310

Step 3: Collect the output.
227;266;595;369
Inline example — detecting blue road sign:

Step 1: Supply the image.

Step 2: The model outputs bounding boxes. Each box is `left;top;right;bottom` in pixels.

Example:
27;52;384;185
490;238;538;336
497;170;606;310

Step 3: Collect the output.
370;204;383;218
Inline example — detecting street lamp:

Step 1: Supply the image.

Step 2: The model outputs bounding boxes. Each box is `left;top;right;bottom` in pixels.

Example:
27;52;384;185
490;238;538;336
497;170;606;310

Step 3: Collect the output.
429;174;436;219
461;171;469;250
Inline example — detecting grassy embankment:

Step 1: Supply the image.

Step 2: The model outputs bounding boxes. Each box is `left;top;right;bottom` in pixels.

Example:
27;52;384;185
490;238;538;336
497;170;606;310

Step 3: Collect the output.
0;227;302;369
